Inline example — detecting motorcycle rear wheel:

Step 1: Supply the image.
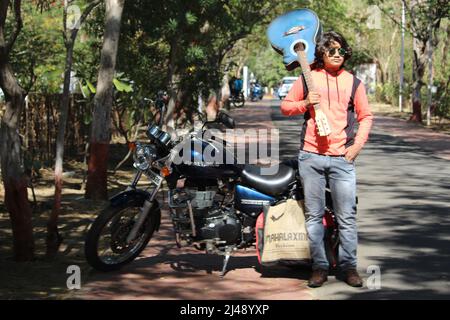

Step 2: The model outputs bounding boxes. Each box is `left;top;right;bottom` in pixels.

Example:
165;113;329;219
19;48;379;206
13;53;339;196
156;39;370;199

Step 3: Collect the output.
232;92;245;108
85;202;159;272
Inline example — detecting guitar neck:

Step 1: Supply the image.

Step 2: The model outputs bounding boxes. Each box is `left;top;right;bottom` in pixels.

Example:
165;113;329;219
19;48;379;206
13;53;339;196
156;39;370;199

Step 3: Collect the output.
296;50;320;111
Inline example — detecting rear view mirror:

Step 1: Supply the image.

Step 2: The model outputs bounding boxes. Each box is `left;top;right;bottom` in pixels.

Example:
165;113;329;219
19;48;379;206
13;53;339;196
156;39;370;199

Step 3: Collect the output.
216;111;235;129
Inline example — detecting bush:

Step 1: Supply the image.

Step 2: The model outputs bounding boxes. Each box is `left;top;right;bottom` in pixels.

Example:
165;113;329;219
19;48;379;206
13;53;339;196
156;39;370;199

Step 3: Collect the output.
375;82;399;106
432;81;450;120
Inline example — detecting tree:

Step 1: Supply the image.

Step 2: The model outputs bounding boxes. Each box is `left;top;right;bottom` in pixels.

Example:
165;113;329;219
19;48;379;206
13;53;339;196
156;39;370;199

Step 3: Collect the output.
374;0;449;122
8;3;62;95
0;0;34;261
85;0;125;200
197;1;276;109
118;1;277;127
47;0;101;257
403;0;447;123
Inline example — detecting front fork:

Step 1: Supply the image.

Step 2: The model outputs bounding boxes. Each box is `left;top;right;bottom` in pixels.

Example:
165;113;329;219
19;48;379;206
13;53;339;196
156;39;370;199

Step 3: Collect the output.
125;170;162;243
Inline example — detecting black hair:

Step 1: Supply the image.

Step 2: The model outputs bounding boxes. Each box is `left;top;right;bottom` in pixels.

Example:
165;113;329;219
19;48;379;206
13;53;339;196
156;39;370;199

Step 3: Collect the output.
312;31;353;70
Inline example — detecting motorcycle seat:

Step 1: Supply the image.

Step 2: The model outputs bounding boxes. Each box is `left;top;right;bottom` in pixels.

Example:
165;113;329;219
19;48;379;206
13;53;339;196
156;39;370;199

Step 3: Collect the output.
240;164;296;197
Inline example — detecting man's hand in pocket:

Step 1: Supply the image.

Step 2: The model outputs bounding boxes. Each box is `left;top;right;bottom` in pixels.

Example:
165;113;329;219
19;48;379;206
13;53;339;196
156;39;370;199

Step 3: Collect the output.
345;143;363;162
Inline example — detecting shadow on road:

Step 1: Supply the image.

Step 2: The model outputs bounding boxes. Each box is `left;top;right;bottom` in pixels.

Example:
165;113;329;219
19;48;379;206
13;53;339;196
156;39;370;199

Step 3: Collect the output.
269;99;450;299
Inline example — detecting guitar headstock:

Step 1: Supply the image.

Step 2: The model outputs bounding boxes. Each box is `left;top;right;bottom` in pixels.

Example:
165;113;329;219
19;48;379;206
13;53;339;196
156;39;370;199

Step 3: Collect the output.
315;110;332;136
267;9;322;71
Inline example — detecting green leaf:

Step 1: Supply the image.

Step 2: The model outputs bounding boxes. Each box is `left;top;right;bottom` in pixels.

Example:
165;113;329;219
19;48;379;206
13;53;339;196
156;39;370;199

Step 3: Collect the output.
167;18;178;32
80;84;91;98
186;12;198;25
187;46;205;61
86;80;96;93
113;78;133;93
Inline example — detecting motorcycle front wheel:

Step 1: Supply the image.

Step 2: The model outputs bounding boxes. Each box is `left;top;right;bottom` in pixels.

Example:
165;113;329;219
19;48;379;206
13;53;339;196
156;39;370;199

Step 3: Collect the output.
84;201;160;272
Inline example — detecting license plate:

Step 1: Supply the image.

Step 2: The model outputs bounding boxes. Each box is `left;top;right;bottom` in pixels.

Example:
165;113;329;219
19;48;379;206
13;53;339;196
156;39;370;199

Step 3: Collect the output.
147;170;163;186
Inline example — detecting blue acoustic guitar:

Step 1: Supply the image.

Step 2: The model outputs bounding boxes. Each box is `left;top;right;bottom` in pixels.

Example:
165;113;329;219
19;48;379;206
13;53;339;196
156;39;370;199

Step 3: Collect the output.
267;8;322;70
267;9;331;136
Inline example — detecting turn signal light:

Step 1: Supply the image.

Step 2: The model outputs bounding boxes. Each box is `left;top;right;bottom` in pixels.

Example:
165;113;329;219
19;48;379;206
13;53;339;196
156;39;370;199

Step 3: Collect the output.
128;142;137;151
161;166;171;177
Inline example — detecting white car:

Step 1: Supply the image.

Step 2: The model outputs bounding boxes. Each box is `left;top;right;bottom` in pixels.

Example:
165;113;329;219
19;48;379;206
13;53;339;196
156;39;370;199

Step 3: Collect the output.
277;76;299;100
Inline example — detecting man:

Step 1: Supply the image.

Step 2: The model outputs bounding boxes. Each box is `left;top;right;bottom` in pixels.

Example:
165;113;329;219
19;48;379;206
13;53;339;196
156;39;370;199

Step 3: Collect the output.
281;31;373;288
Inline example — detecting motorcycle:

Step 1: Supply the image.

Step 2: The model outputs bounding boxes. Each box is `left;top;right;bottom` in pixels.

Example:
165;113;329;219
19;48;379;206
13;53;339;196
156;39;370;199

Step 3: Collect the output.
228;78;245;108
84;94;339;277
229;90;245;108
250;83;264;102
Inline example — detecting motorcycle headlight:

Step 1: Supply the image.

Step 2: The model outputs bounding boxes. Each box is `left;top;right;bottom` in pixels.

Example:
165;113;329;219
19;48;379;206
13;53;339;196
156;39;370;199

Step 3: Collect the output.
133;143;158;171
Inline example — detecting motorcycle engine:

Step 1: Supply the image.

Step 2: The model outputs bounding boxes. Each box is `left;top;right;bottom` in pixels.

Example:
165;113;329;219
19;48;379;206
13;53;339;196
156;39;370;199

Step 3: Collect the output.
195;206;242;245
169;187;242;246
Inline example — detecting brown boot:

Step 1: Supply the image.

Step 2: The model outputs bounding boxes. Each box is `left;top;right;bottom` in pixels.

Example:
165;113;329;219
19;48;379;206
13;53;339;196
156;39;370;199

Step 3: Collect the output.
343;269;363;287
308;269;328;288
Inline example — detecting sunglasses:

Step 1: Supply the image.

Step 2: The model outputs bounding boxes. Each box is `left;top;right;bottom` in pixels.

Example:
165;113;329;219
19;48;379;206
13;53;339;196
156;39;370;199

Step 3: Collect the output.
327;47;347;57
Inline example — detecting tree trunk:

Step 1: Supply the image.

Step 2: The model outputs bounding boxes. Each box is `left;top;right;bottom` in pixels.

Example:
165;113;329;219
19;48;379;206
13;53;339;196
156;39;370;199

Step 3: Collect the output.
164;37;180;128
219;72;230;111
48;0;102;257
410;37;428;123
86;0;125;200
384;28;398;84
442;24;449;67
0;0;34;262
1;99;34;262
47;42;74;258
374;58;385;86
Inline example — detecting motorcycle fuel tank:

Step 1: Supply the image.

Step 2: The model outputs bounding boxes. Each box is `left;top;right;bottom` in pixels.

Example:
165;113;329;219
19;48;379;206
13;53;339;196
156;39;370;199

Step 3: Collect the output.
234;184;276;217
175;138;238;179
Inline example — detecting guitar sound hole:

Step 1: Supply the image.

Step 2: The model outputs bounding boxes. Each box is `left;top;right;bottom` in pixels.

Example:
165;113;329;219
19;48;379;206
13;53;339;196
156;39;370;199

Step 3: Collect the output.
294;42;306;52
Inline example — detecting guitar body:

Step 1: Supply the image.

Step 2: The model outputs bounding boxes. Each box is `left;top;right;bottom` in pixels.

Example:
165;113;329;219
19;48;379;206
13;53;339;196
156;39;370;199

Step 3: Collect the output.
267;8;322;71
267;8;331;137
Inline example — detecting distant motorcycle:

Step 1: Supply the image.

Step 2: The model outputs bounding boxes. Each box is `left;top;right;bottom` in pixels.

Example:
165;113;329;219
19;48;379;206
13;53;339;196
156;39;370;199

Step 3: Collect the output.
229;90;245;108
84;93;339;276
229;78;245;108
250;83;264;101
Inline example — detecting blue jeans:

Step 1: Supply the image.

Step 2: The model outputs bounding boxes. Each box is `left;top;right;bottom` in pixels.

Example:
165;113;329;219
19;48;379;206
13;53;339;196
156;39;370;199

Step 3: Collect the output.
298;150;358;271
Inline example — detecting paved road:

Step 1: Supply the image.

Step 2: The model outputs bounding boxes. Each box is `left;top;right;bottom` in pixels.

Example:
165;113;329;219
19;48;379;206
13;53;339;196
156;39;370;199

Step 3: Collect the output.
270;98;450;299
76;100;312;300
76;99;450;300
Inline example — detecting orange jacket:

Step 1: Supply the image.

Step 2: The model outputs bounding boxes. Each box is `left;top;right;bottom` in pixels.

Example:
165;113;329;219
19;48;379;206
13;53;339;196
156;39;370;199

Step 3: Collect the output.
281;68;373;156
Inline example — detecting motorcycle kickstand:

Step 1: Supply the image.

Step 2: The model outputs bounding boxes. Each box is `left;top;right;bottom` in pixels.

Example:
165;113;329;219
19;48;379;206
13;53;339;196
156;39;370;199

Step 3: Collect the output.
220;249;233;278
